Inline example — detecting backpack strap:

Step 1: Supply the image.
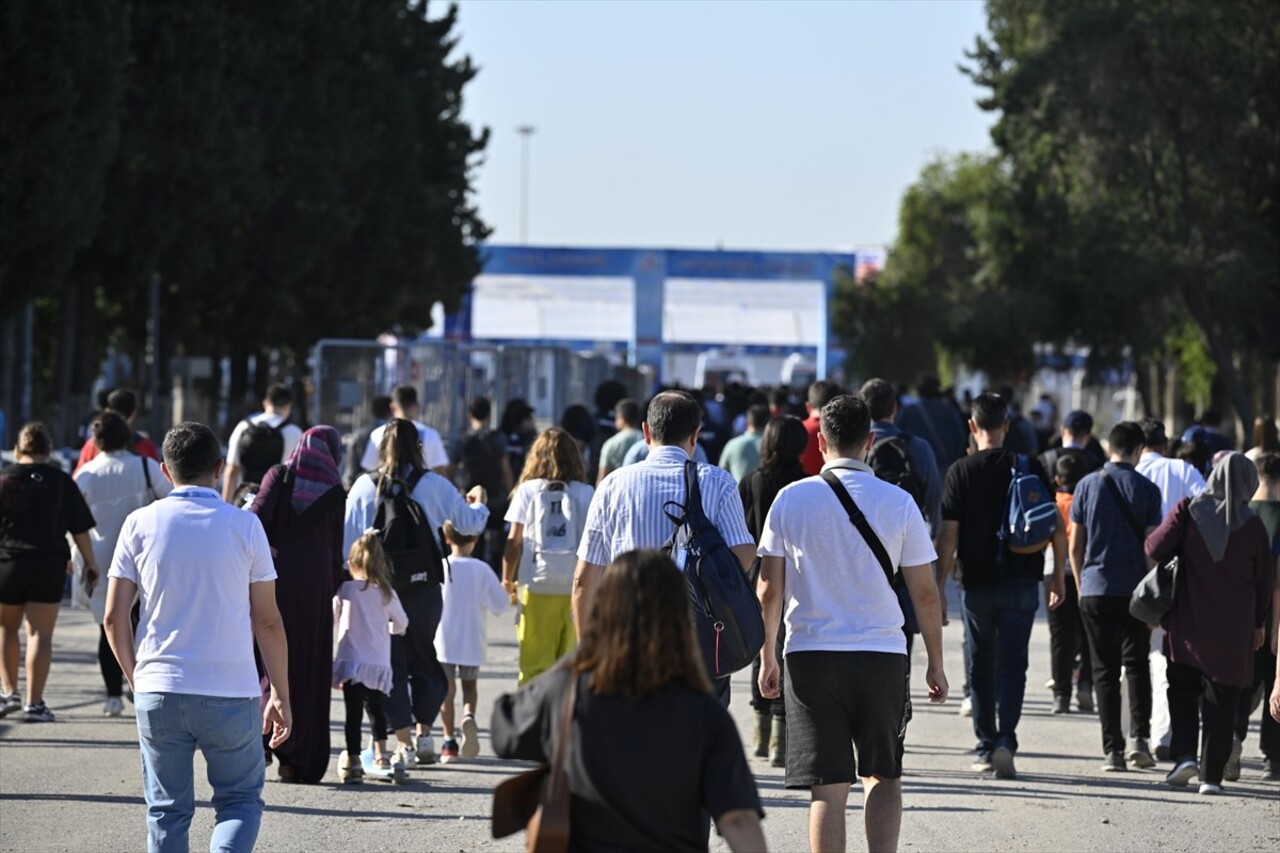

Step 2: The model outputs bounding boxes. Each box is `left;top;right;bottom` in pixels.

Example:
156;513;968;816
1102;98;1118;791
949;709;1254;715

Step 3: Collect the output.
820;470;895;588
140;455;158;503
405;466;428;493
1100;468;1145;542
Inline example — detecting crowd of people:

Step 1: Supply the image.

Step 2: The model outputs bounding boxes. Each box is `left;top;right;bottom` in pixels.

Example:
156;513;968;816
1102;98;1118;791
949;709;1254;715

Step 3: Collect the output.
0;375;1277;852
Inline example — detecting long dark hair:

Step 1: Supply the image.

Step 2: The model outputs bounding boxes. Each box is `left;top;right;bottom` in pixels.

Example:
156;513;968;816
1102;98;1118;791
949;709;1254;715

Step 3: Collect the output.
758;415;807;480
573;550;710;699
376;418;424;497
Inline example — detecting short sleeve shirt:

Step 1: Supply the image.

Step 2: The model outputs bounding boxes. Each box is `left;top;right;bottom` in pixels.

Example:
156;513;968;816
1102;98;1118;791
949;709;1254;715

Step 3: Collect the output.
360;420;449;472
0;463;95;564
599;428;642;473
1071;462;1163;597
225;412;303;467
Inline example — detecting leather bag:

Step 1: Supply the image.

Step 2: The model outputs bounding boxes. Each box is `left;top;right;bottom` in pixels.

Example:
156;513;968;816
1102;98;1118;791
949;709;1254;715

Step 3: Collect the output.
492;671;577;852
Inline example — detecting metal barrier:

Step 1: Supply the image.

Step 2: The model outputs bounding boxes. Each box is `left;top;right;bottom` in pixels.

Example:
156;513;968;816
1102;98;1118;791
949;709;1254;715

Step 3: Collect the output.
310;339;647;445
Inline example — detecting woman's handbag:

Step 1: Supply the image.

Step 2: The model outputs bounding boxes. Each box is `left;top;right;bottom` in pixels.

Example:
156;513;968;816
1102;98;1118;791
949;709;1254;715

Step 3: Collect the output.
492;671;577;852
1129;555;1180;625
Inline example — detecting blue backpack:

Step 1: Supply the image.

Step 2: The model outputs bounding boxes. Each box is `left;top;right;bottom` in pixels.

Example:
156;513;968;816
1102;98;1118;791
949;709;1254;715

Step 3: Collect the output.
998;454;1057;560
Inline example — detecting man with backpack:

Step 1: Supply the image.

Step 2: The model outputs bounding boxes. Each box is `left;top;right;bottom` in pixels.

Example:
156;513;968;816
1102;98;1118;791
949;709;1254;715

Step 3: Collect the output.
859;379;942;537
936;393;1066;780
221;384;303;502
450;397;513;576
574;390;756;706
1069;421;1163;773
757;395;946;853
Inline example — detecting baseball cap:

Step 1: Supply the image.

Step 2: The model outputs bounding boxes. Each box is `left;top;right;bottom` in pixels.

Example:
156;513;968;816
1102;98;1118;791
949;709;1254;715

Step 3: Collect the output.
1063;410;1093;433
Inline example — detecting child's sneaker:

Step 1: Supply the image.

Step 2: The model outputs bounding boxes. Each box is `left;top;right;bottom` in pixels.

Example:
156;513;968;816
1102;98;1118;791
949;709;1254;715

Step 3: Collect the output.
440;738;460;764
22;702;54;723
0;692;21;718
389;745;412;785
337;751;364;784
415;733;436;766
460;714;480;759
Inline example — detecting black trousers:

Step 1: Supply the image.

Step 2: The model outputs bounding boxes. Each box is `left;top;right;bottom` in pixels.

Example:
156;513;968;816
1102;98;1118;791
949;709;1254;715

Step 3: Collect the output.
1048;574;1093;697
385;583;447;732
97;626;124;697
342;681;388;755
1168;660;1239;785
1081;595;1151;755
1234;646;1280;760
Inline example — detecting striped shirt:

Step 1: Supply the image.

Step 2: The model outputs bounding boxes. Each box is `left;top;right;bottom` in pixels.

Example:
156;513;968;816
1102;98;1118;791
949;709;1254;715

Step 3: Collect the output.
578;445;754;566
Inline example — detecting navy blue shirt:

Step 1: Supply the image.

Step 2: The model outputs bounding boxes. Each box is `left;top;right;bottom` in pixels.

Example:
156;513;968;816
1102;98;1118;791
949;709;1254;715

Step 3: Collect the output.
871;420;942;537
1071;462;1162;597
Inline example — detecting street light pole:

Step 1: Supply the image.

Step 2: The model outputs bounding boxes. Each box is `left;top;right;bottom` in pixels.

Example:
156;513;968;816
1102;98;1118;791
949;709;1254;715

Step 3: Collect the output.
517;125;535;244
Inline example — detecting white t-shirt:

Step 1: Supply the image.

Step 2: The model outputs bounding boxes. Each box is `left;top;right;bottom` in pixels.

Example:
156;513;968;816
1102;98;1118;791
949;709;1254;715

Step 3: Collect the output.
360;420;449;473
758;459;937;656
504;479;595;587
225;411;303;474
435;555;510;667
343;468;490;565
108;485;277;697
1136;451;1206;519
72;450;173;621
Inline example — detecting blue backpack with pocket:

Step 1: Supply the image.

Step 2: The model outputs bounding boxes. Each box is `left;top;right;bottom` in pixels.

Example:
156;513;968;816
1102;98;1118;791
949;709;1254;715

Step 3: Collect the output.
998;454;1057;561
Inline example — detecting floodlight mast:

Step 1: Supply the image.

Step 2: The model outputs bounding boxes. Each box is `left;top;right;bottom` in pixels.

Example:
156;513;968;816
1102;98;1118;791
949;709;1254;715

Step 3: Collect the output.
517;125;535;244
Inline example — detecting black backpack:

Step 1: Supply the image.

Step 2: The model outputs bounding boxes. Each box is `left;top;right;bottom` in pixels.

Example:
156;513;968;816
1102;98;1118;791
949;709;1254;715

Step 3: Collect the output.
662;459;765;679
236;419;285;485
373;468;446;590
868;433;926;511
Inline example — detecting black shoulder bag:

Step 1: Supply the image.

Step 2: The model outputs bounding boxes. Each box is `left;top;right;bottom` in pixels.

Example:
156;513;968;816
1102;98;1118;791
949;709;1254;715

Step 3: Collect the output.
821;470;919;633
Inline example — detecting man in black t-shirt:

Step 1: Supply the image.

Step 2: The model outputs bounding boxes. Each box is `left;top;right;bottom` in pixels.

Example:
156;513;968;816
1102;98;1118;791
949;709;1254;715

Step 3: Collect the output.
936;393;1066;781
449;397;512;577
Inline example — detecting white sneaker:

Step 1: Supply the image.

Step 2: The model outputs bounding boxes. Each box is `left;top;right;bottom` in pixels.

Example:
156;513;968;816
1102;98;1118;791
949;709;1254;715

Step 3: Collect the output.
1198;782;1223;796
415;733;436;766
959;697;973;718
103;696;125;717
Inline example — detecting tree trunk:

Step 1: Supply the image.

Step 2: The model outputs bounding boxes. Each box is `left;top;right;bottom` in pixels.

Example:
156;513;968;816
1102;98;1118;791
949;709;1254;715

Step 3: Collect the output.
1180;282;1255;442
54;283;81;444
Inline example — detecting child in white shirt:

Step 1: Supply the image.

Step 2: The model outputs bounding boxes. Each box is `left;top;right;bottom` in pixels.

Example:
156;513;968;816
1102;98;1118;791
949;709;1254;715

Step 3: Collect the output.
332;532;408;783
434;522;509;762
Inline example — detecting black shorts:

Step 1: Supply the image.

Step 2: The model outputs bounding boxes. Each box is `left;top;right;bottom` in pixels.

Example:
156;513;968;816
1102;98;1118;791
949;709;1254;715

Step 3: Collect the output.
0;552;68;606
783;650;910;787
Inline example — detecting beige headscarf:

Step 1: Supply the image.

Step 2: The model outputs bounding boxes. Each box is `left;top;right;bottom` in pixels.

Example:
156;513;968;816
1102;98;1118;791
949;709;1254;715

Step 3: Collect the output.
1188;451;1258;563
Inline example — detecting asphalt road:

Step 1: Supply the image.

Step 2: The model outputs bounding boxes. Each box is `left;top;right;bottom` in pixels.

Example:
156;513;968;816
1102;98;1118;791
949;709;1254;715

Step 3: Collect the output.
1;603;1277;852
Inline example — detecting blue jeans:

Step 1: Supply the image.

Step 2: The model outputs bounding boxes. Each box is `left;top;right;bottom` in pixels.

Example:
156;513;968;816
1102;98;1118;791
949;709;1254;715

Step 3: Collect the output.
961;578;1040;753
134;693;265;853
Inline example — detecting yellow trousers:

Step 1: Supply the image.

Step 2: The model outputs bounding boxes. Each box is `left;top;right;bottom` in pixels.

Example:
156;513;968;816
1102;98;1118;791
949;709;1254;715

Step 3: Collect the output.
516;587;577;686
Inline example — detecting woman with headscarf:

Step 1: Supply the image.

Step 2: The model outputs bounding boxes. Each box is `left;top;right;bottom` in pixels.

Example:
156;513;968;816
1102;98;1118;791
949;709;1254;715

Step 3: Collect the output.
1145;451;1275;795
251;425;347;783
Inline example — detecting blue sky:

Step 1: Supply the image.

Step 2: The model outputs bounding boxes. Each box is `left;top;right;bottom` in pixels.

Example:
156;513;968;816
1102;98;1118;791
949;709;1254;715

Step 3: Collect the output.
453;0;994;252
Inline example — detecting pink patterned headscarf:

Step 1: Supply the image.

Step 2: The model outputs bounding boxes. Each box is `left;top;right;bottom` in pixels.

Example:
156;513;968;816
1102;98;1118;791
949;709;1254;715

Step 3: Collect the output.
287;426;343;514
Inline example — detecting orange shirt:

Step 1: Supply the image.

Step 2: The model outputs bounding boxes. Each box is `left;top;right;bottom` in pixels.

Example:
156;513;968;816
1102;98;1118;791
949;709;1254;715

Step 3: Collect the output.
1056;490;1074;538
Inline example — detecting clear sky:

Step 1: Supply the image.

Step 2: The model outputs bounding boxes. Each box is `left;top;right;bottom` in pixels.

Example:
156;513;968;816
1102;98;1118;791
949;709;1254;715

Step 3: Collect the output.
452;0;994;252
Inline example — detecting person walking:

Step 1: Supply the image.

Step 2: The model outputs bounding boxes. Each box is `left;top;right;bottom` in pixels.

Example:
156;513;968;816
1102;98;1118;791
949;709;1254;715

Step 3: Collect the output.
1147;452;1274;795
757;395;947;853
738;414;808;766
501;427;594;685
450;397;513;575
72;412;172;716
0;423;99;722
222;384;304;501
74;387;161;472
249;425;347;783
719;404;770;483
573;391;755;706
596;397;643;483
1069;422;1163;772
499;398;538;481
344;418;489;768
343;395;390;491
935;393;1066;780
1047;453;1093;714
358;385;450;477
104;422;291;852
492;550;766;852
1238;451;1280;780
434;522;509;763
332;532;408;785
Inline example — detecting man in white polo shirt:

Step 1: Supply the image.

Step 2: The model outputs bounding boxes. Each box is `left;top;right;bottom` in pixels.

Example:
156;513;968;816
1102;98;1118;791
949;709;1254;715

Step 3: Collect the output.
105;422;291;853
758;395;947;853
360;384;449;477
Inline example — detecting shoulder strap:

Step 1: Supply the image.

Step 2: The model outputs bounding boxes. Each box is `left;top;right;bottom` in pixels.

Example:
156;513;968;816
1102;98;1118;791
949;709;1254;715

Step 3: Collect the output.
1101;469;1145;542
551;667;578;776
820;470;895;588
683;458;708;523
405;467;428;493
140;454;158;502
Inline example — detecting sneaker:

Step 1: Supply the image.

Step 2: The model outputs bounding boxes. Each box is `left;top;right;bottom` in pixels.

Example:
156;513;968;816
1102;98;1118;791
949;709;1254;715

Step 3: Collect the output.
992;745;1017;779
337;751;364;784
390;746;412;785
22;702;54;723
460;714;480;759
103;696;125;717
959;697;973;718
0;692;21;718
971;751;994;772
440;738;460;764
1127;739;1156;769
1198;782;1223;796
1052;696;1070;715
1102;751;1127;772
1076;689;1094;714
414;734;436;766
1044;677;1055;691
1223;737;1242;782
1165;759;1199;787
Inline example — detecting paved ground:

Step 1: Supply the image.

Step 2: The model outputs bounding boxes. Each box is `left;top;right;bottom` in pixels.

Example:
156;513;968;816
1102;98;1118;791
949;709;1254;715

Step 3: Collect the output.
1;602;1277;852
